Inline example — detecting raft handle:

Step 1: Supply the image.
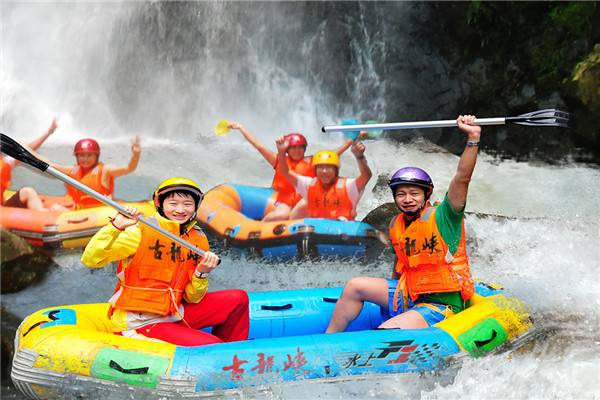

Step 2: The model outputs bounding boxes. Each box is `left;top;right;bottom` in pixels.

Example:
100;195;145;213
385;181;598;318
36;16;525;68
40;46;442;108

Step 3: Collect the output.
67;216;89;224
322;297;338;303
260;303;293;311
109;360;149;375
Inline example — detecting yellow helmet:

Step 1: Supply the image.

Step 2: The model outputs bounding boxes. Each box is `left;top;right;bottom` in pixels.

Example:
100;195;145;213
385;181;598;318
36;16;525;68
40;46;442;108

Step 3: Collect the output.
312;150;340;168
153;177;204;210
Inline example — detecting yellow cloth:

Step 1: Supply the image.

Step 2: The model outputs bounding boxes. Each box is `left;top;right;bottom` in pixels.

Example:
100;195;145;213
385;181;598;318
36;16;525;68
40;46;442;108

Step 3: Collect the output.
81;213;209;331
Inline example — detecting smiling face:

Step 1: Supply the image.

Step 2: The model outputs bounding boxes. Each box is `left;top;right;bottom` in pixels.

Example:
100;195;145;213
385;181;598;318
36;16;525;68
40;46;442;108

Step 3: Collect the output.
315;164;338;186
75;152;99;169
161;192;197;223
287;145;306;161
393;184;426;214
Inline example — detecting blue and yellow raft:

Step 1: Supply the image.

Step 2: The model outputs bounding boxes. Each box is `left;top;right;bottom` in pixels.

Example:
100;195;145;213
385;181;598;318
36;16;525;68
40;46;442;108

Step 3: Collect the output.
11;282;532;398
196;183;387;261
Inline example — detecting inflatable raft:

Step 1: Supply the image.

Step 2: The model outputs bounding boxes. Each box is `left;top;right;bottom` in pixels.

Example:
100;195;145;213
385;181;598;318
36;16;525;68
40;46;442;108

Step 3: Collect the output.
0;191;154;249
12;282;533;399
197;184;387;261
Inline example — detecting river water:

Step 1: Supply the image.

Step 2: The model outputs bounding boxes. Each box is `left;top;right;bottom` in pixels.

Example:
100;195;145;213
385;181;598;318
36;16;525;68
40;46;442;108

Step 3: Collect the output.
2;2;599;399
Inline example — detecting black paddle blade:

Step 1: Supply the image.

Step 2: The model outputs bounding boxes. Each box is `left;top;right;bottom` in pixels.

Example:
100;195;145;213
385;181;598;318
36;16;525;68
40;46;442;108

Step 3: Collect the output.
0;133;50;172
507;109;571;128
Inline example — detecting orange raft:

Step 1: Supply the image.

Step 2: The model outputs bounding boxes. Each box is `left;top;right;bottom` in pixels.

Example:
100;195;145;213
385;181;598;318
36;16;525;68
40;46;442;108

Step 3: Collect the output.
197;184;387;261
0;191;154;249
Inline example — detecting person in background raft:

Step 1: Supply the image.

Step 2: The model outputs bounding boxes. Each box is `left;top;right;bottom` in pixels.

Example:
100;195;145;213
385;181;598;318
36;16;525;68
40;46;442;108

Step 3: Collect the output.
1;118;58;211
326;115;481;332
46;131;141;211
81;177;249;346
227;122;363;221
275;135;372;221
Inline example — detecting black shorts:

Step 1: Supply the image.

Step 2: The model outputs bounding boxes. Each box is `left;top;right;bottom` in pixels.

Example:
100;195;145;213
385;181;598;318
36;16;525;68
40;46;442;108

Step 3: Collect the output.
2;190;25;208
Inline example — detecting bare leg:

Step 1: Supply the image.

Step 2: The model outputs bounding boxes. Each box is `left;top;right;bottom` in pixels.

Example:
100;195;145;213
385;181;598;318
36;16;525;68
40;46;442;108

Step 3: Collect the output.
378;310;428;329
262;203;292;221
18;187;48;211
289;198;308;219
326;277;389;333
50;203;70;212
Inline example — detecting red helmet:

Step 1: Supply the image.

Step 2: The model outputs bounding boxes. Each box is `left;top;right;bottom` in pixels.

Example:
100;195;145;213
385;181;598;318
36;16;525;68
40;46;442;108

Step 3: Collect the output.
285;133;307;148
74;138;100;155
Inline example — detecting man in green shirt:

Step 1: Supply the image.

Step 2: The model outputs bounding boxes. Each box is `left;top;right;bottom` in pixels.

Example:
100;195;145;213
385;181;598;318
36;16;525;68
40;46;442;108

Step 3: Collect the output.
327;115;481;332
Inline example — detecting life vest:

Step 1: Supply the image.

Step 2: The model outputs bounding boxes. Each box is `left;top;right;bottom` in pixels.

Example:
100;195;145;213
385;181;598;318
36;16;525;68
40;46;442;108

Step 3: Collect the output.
271;156;314;207
109;215;209;317
0;158;12;201
66;162;114;208
306;177;355;220
388;202;474;311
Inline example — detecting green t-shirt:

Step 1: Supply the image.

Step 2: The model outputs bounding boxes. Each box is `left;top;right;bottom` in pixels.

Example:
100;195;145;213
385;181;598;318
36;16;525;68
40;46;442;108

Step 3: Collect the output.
418;194;469;313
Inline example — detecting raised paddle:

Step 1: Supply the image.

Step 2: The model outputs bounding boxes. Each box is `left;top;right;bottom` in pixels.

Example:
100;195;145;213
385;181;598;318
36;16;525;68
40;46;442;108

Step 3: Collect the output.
214;119;231;136
321;109;571;133
0;133;213;260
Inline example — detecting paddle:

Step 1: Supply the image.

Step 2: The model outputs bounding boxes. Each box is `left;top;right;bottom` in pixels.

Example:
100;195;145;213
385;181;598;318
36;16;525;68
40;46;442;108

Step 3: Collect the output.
321;109;571;133
214;119;230;136
0;133;211;259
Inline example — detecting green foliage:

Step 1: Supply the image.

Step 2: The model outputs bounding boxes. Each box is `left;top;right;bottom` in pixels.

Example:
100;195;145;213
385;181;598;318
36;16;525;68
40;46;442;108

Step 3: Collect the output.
533;2;597;87
464;1;597;90
548;2;596;37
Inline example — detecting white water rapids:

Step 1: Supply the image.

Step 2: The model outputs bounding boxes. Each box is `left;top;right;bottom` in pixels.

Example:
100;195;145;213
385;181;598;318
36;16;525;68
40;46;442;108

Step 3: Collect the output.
2;2;599;399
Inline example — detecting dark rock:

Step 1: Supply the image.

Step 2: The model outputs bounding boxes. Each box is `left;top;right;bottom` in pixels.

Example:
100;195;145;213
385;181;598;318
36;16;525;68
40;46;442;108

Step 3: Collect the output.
362;202;396;236
1;306;21;382
1;228;33;263
1;230;56;294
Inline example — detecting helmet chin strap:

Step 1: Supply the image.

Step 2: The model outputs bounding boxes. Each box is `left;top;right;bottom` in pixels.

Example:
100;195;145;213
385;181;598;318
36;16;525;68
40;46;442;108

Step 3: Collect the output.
400;198;427;218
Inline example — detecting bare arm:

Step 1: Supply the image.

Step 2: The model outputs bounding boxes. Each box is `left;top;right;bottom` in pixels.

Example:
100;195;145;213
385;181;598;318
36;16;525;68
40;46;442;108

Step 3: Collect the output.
275;135;299;187
27;118;57;151
447;115;481;213
350;141;372;192
334;131;368;155
104;135;141;178
229;122;277;167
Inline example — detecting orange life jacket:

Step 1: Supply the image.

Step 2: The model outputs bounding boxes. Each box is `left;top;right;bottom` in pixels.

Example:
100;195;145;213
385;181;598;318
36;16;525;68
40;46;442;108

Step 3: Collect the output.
306;177;355;220
109;216;209;317
389;202;474;311
0;158;12;201
66;162;114;208
272;156;314;207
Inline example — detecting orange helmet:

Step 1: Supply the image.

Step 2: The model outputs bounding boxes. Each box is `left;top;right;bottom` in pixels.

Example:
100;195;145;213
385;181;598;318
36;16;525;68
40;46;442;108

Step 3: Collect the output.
74;138;100;155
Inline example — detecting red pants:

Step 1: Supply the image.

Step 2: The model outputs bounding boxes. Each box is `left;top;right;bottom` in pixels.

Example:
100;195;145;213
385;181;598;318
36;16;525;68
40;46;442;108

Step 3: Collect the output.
135;290;249;346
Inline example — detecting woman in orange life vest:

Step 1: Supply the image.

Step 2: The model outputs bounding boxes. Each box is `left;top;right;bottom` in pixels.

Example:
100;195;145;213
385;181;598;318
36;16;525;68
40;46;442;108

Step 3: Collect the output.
326;115;481;332
1;118;58;211
227;122;360;221
274;135;372;221
46;132;141;211
81;177;249;346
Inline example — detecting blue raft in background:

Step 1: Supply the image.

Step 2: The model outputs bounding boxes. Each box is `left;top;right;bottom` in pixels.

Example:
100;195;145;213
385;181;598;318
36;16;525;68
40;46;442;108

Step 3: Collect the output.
196;183;388;261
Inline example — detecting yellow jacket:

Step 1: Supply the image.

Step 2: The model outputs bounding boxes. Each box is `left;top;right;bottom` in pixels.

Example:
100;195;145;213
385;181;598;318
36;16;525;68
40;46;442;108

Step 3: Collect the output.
81;214;209;332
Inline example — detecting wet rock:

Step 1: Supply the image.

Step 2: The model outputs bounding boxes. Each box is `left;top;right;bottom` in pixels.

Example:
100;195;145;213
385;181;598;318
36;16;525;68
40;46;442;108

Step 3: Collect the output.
1;228;33;263
1;306;21;382
362;202;396;236
1;229;56;294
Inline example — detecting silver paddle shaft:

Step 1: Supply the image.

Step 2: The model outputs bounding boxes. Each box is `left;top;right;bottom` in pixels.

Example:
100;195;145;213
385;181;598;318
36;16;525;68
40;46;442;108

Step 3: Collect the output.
46;166;207;257
322;118;506;133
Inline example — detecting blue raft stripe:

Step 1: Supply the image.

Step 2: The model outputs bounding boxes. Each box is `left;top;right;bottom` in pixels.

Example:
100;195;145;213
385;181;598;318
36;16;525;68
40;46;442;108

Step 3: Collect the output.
303;218;369;236
230;184;274;220
261;245;298;258
170;327;461;392
41;308;77;328
316;244;365;258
